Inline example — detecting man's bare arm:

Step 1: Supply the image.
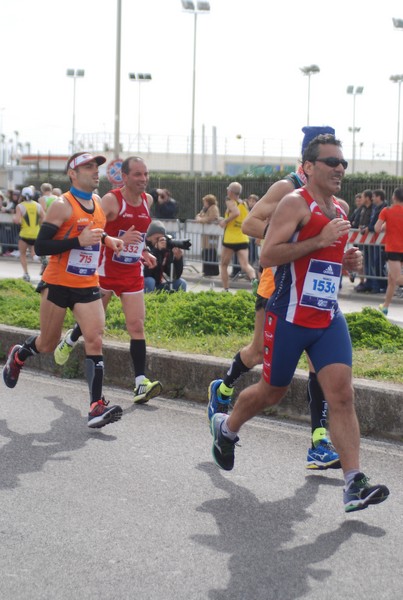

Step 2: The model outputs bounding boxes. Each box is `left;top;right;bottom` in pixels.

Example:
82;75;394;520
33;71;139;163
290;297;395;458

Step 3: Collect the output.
374;217;385;233
242;179;295;238
100;192;120;221
260;194;351;268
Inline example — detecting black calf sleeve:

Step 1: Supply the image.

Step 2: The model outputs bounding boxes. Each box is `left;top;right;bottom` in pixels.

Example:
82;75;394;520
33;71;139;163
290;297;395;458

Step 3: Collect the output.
307;371;327;433
18;336;39;361
70;323;82;343
85;355;104;405
223;351;250;388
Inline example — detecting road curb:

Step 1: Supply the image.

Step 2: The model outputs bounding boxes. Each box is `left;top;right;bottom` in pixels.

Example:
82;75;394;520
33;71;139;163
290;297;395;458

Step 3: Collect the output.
1;324;402;442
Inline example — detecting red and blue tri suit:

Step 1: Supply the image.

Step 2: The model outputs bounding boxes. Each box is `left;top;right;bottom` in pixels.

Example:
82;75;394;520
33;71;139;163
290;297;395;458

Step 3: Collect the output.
263;187;352;387
98;189;151;295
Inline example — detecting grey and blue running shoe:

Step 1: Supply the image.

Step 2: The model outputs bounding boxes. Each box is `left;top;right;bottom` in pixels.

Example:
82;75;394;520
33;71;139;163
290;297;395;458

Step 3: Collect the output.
211;413;239;471
344;472;389;513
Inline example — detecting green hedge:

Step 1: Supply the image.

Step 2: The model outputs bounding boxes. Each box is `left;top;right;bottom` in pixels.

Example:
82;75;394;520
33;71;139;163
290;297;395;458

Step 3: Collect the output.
1;280;402;351
23;172;403;221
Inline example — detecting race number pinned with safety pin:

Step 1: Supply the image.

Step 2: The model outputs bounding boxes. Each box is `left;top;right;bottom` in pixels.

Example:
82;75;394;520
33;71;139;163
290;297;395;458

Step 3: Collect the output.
300;259;342;311
67;245;100;276
112;230;145;264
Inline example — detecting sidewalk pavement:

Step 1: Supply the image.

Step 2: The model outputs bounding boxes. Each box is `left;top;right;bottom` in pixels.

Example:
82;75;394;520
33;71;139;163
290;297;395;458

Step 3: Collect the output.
0;255;402;441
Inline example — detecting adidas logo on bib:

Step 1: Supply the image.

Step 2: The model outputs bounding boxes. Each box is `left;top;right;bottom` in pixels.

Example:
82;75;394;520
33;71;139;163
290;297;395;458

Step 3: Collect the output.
323;265;334;275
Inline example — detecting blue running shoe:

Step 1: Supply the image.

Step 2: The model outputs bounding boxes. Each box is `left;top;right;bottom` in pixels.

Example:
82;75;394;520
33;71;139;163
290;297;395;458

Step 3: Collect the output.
306;440;341;470
211;413;239;471
344;472;389;513
207;379;232;422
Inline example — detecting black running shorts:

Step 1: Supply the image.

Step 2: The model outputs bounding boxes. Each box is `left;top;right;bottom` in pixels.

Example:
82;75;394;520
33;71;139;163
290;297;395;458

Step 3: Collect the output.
36;281;101;309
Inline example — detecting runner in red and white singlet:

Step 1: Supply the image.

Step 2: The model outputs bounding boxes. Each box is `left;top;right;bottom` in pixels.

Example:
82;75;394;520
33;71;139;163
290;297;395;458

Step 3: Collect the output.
209;134;389;512
54;157;163;404
268;187;348;328
98;188;151;294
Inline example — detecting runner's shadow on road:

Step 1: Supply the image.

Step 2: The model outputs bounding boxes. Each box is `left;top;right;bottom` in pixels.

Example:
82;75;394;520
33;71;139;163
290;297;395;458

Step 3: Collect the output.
0;395;117;489
124;403;159;416
193;462;386;600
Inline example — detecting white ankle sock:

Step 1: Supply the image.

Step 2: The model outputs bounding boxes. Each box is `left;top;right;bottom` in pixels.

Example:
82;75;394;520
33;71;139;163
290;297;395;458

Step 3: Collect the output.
221;417;238;440
345;469;361;487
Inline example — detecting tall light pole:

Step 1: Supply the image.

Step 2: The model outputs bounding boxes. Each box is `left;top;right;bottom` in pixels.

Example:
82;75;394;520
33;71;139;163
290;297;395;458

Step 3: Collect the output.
346;85;364;174
300;64;320;126
114;0;122;159
66;69;85;153
390;75;403;176
392;19;403;175
128;73;152;152
181;0;210;175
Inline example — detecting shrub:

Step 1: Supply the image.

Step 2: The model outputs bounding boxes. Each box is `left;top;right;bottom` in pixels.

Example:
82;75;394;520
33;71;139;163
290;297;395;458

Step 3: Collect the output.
142;290;255;337
345;307;403;349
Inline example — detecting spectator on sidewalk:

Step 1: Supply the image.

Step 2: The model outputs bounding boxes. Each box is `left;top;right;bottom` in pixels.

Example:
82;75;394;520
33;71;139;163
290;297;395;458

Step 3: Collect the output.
144;220;187;292
349;193;363;228
2;190;18;214
355;189;373;293
195;194;220;276
154;188;178;219
366;189;388;293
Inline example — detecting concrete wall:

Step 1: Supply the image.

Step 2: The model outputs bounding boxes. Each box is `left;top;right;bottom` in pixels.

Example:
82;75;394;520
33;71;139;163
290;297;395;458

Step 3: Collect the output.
1;324;402;441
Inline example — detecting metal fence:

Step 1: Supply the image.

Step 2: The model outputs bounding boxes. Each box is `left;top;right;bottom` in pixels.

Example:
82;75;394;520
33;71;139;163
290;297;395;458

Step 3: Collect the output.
166;221;389;284
0;217;389;285
0;218;19;254
17;174;403;222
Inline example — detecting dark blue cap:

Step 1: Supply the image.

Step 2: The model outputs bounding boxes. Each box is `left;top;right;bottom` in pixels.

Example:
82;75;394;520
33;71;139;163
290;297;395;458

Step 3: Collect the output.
301;126;335;155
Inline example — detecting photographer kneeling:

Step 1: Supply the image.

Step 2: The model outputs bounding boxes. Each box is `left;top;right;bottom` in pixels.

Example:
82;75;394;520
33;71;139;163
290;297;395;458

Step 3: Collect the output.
144;221;188;293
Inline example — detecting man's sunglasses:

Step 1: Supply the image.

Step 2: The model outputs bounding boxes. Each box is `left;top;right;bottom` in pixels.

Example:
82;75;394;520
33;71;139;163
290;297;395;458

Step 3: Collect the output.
315;157;348;169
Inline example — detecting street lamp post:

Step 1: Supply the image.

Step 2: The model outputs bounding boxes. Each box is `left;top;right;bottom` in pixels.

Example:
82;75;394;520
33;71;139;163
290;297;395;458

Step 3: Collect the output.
391;19;403;175
66;69;85;153
390;75;403;176
181;0;210;175
300;64;320;126
346;85;364;174
114;0;122;159
128;73;152;152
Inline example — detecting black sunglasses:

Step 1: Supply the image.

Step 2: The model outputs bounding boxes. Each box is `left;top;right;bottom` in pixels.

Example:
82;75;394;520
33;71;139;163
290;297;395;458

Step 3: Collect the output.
315;157;348;169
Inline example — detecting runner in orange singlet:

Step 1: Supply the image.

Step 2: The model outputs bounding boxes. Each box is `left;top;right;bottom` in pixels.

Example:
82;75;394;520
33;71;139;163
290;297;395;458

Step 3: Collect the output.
2;152;124;430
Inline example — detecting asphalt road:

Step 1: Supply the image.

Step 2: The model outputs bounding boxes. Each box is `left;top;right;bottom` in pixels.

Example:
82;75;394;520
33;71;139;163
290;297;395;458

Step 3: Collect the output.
0;372;402;600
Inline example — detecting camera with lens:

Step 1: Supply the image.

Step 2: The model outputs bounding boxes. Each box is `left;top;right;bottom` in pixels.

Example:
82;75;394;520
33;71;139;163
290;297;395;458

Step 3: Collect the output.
165;234;192;250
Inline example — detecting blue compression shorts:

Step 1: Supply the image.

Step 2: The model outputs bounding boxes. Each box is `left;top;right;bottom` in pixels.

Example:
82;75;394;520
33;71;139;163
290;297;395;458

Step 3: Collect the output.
262;310;352;387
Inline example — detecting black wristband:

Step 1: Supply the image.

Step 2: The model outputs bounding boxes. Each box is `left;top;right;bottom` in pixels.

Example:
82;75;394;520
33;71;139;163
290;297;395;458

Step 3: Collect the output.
101;232;108;245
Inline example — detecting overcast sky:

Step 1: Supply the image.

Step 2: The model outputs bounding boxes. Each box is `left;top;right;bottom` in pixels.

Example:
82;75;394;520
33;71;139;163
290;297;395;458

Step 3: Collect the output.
2;0;403;162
